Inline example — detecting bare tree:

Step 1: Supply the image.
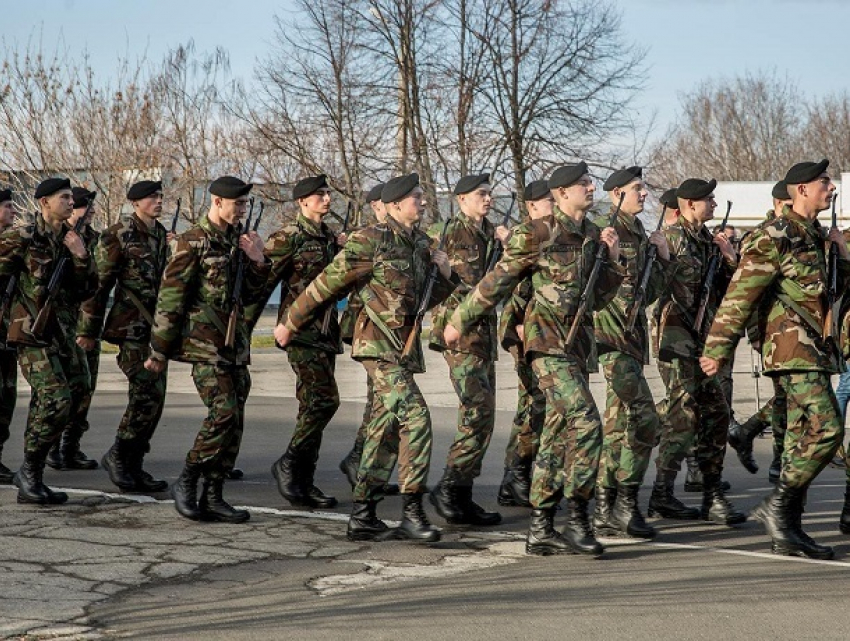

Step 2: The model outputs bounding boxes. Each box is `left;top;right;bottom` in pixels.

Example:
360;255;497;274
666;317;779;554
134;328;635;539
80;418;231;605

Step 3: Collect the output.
805;93;850;175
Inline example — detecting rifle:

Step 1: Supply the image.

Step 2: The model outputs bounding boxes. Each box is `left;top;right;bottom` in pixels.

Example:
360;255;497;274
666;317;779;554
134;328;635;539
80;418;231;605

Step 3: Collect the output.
170;198;182;235
320;200;353;336
824;192;840;344
693;200;732;336
485;192;517;273
225;198;257;348
403;216;450;361
0;269;17;326
625;204;666;334
564;192;626;350
31;200;95;339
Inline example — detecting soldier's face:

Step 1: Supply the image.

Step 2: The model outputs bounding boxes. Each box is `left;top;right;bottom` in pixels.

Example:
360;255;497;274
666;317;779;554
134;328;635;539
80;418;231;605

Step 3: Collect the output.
135;191;164;219
391;187;425;228
802;174;835;212
691;195;717;224
218;196;250;226
773;198;791;213
458;185;492;221
369;199;387;223
616;180;647;216
561;176;595;210
301;188;332;217
527;195;554;220
0;200;14;229
42;189;74;221
70;202;96;226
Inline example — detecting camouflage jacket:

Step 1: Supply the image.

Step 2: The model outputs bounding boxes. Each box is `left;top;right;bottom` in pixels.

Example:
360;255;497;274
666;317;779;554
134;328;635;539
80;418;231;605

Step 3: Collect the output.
427;213;498;360
450;207;627;367
150;215;271;366
254;213;341;354
594;208;677;363
79;214;168;344
340;293;363;346
498;277;532;355
704;208;850;375
283;215;460;373
0;214;97;353
653;213;736;362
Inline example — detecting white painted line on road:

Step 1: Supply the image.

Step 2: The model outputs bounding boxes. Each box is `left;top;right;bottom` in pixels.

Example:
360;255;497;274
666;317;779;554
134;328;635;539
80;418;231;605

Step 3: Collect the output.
648;541;850;568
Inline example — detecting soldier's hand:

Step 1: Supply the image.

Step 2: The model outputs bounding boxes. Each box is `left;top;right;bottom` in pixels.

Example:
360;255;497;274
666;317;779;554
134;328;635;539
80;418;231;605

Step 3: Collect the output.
144;357;166;374
495;225;511;246
274;322;293;348
166;232;177;244
444;323;461;347
600;227;620;263
699;355;720;377
241;231;266;264
336;232;348;246
431;249;451;279
76;336;97;351
649;230;670;261
516;324;524;342
64;231;87;259
713;233;737;264
828;226;850;260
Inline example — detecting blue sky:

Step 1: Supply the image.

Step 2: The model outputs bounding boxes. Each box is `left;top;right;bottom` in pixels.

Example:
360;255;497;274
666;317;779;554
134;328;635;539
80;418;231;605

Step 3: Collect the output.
7;0;848;140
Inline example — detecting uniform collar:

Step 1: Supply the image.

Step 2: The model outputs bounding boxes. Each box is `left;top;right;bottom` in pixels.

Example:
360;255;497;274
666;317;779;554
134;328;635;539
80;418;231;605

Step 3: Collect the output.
296;212;328;238
553;205;586;235
199;214;238;243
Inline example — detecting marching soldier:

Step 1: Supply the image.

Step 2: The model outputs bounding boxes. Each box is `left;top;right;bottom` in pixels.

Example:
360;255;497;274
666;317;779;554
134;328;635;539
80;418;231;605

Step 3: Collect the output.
496;180;551;508
0;177;97;504
46;187;101;471
592;167;675;539
0;187;17;483
79;180;171;493
146;176;269;522
445;162;624;556
261;175;342;509
702;159;847;559
428;172;503;526
648;178;745;526
275;173;458;544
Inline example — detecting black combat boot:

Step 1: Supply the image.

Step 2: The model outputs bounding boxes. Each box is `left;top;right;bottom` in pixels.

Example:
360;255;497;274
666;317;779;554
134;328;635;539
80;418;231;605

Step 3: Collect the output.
397;492;441;543
839;482;850;535
101;438;137;491
647;472;699;519
46;441;63;470
728;416;763;474
562;498;604;557
128;442;168;493
455;484;502;526
752;482;833;559
0;446;13;483
525;508;574;556
339;437;363;489
14;450;68;505
226;468;244;480
701;473;747;525
429;468;466;523
591;486;618;536
497;462;532;507
171;462;203;520
347;501;389;541
685;455;731;492
609;485;656;539
271;448;308;506
198;478;250;523
301;457;338;509
59;429;98;470
768;438;783;484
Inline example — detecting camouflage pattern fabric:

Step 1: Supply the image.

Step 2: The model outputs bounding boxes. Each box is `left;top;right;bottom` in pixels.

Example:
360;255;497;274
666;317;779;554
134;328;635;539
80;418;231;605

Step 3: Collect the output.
504;347;542;468
0;349;16;449
65;343;93;434
70;341;101;435
188;363;251;479
115;342;167;443
285;345;340;456
350;374;375;453
17;346;75;454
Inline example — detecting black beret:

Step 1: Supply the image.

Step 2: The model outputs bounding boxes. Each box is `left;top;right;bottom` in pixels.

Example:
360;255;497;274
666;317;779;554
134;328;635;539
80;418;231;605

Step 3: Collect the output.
784;159;829;185
72;187;97;209
659;188;679;209
523;180;550;202
453;173;490;196
772;180;790;200
209;176;253;199
34;177;71;199
127;180;161;201
381;173;420;203
292;174;328;200
0;188;11;204
603;166;642;192
676;178;717;200
548;162;589;190
365;183;386;203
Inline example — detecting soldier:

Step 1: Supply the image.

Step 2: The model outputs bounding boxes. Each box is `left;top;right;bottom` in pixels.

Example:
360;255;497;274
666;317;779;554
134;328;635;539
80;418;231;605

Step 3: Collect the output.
146;176;268;522
0;187;17;483
275;172;457;543
445;162;624;556
702;159;847;559
648;178;746;526
428;172;503;526
79;180;171;493
261;174;342;509
592;167;675;539
0;177;97;504
496;180;551;508
45;187;101;472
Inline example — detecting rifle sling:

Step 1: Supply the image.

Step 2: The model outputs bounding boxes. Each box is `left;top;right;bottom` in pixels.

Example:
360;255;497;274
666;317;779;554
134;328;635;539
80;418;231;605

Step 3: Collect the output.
198;300;229;338
360;295;405;352
122;289;155;326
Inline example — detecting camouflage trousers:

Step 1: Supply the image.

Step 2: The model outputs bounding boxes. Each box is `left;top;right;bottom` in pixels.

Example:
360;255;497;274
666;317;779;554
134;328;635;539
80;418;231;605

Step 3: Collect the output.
0;349;17;449
188;363;251;480
655;357;729;477
351;375;375;454
64;344;93;435
18;346;90;455
286;346;340;460
504;346;542;469
354;359;432;502
442;349;496;481
115;342;167;444
530;355;602;509
597;351;659;488
67;341;101;434
771;371;842;488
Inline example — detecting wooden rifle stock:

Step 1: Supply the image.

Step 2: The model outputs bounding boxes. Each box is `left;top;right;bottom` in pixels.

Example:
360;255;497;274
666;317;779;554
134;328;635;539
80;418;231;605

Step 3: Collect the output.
694;200;732;336
625;204;666;334
564;193;625;350
485;192;517;273
225;198;255;348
